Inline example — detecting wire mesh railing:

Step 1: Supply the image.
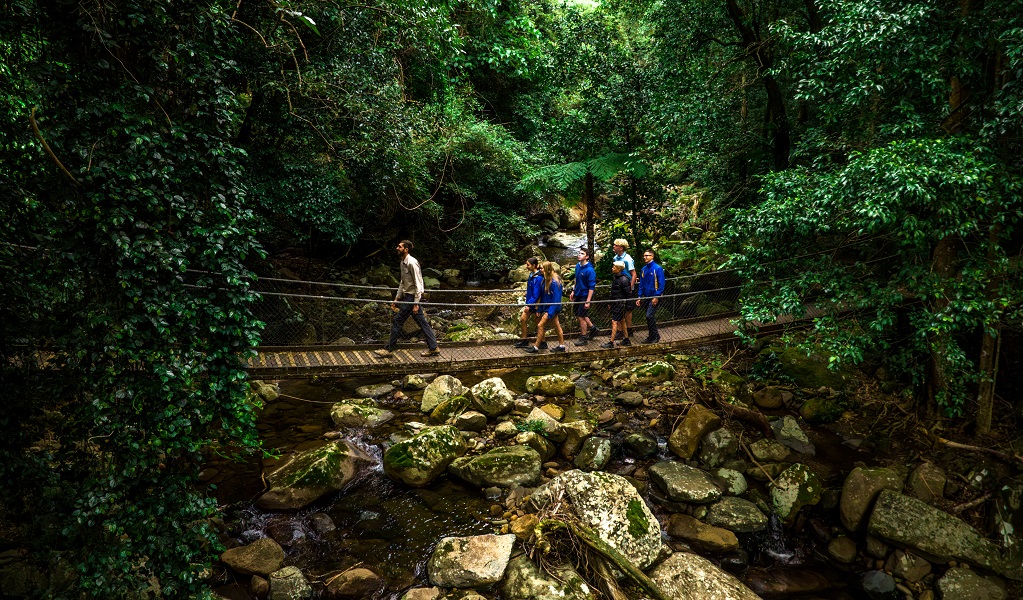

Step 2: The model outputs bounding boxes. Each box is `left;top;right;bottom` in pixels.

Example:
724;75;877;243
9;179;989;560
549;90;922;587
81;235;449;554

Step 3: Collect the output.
243;269;747;347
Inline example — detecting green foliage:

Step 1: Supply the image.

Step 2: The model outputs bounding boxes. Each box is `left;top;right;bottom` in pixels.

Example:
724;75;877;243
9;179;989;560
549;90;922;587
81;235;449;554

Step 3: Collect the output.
515;418;549;436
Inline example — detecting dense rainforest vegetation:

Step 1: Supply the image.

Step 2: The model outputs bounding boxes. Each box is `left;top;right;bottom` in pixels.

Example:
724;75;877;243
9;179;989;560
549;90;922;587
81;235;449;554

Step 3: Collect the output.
1;0;1021;595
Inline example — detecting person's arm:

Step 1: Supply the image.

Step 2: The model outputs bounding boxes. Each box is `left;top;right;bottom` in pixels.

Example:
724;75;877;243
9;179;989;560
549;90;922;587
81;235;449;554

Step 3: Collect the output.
655;266;665;296
410;259;425;304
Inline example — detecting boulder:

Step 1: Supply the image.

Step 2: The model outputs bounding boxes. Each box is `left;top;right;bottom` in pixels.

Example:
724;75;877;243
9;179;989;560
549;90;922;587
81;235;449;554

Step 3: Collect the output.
840;466;903;531
500;554;594;600
860;570;895;600
907;461;947;503
531;470;662;569
560;420;596;458
522;407;566;442
525;374;575;397
617;391;645;407
268;566;312;600
515;431;556;461
649;461;723;504
624;432;658;459
427;534;516;588
355;383;394;398
771;416;815;455
629;361;677;384
470;377;515;417
826;536;857;564
453;410;488;432
667;514;740;554
253;380;280;403
699;428;738;468
668;404;721;460
749;439;790;463
884;549;931;583
402;588;443;600
867;490;1015;578
322;568;382;599
448;445;542;488
383;425;467;487
799;395;843;424
402;374;430;390
221;538;285;577
421;375;466;413
706;497;768;533
711;371;752;405
648;552;762;600
546;232;577;248
495;421;518;440
257;440;376;510
330;399;395;429
573;437;612;471
429;394;472;424
771;346;855;390
752;387;784;409
508;265;531;283
714;468;748;496
936;568;1007;600
770;463;823;521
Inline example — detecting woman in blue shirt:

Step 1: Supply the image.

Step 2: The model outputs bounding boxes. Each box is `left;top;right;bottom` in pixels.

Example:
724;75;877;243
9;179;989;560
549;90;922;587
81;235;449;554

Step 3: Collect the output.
514;257;544;348
525;261;566;354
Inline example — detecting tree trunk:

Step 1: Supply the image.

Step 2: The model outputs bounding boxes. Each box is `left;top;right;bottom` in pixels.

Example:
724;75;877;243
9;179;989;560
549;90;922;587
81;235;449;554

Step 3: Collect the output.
585;173;595;260
926;235;958;416
976;223;1004;436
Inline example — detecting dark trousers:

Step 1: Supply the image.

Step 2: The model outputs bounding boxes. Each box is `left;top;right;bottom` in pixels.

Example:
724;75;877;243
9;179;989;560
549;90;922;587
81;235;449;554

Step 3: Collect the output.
387;294;437;351
640;299;659;339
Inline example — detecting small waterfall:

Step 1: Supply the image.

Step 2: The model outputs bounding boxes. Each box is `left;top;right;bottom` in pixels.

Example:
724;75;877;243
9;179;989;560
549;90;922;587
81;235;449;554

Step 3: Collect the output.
764;513;795;562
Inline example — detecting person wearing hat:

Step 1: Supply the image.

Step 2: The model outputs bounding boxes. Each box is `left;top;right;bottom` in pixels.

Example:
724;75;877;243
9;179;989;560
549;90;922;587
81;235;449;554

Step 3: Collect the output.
601;261;632;348
612;238;636;336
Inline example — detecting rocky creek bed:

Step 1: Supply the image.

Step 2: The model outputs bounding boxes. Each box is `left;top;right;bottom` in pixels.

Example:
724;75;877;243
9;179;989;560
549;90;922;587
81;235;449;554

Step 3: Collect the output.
207;348;1023;600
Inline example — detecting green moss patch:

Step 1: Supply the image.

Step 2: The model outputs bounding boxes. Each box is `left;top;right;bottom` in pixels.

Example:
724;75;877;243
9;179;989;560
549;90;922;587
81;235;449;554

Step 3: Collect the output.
626;499;650;538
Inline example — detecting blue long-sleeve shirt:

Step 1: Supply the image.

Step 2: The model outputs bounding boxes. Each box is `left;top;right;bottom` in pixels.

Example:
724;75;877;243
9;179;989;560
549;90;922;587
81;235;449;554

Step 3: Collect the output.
572;262;596;300
638;262;665;298
540;279;563;317
525;270;543;308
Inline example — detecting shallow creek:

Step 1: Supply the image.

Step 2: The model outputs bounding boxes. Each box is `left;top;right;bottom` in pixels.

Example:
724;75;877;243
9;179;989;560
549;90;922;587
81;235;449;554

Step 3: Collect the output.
208;366;871;599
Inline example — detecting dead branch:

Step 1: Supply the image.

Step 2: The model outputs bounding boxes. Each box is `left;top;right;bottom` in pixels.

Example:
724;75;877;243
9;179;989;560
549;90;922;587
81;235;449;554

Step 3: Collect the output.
30;107;79;186
705;394;773;437
952;493;992;514
918;427;1023;468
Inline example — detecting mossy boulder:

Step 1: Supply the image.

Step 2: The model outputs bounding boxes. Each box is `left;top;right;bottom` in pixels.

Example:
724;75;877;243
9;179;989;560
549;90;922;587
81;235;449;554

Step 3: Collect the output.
530;470;662;570
770;346;855;390
427;534;516;588
421;375;466;413
500;554;594;600
649;552;760;600
383;425;467;487
330;399;395;429
573;437;612;472
449;445;542;489
840;466;904;531
257;440;377;510
711;370;752;405
220;538;285;576
525;374;575;397
799;395;844;423
649;461;723;504
445;325;504;342
470;377;514;417
630;361;677;384
429;394;472;424
770;463;823;521
269;566;312;600
515;431;556;461
668;404;721;460
705;496;768;533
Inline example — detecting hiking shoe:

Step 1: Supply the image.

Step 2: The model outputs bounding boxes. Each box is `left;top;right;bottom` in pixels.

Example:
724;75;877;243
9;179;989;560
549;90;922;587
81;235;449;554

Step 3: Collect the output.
538;341;549;349
524;346;539;354
614;331;624;341
573;338;589;346
586;327;601;340
621;338;632;346
513;339;530;348
420;348;441;357
600;341;615;349
373;349;394;358
642;336;658;344
551;345;567;353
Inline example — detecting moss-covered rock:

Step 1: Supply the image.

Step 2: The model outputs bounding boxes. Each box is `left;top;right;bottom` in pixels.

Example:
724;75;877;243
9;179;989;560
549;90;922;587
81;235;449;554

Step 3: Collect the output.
649;552;760;600
448;445;541;488
771;463;823;521
840;466;904;531
525;374;575;397
256;440;376;510
330;399;395;429
500;554;594;600
649;461;723;504
573;437;612;472
384;425;467;487
429;394;472;424
220;538;285;577
445;325;506;342
800;395;844;423
469;377;514;417
668;404;721;459
421;375;466;413
770;346;855;391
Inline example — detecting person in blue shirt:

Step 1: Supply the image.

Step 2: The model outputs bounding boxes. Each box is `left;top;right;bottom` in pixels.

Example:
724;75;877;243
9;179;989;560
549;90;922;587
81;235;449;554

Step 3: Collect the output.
514;257;544;348
525;261;566;354
636;249;666;344
570;248;599;345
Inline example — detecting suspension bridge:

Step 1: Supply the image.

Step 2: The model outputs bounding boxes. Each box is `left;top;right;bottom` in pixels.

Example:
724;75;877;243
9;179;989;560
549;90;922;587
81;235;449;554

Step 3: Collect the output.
244;268;819;378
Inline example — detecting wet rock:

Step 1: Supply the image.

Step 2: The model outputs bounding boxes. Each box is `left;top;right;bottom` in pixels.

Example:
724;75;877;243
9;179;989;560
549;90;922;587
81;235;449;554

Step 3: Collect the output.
705;497;768;533
322;568;382;599
268;566;312;600
401;374;429;390
884;549;931;582
840;467;903;531
510;514;539;541
330;399;395;429
799;395;843;424
826;536;857;564
453;410;487;432
936;568;1007;600
355;383;394;398
401;587;443;600
668;404;721;460
860;570;895;599
253;380;280;403
560;420;596;458
749;439;790;463
867;490;1014;578
515;431;556;461
266;520;305;547
531;470;662;569
257;440;377;510
500;554;593;600
421;375;466;413
907;461;947;503
430;394;472;424
744;566;848;598
573;437;612;471
495;421;518;440
649;461;723;504
448;445;542;488
714;468;748;496
753;386;785;409
771;463;823;521
624;432;658;459
383;425;467;487
699;428;738;468
470;377;515;417
308;513;335;535
427;533;516;588
251;575;269;598
525;374;575;396
771;416;815;455
616;391;645;406
648;552;761;600
865;535;889;558
523;407;566;442
666;514;740;554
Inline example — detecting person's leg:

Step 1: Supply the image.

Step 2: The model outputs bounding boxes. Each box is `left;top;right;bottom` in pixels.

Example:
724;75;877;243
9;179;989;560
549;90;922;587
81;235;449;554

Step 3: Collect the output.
645;300;660;341
412;305;438;350
383;298;413;353
604;320;619;348
553;315;565;348
520;307;530;337
530;314;549;351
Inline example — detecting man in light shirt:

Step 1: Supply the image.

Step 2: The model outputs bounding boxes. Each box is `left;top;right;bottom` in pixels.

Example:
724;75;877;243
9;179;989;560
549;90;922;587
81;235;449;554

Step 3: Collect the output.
374;240;440;358
612;238;637;335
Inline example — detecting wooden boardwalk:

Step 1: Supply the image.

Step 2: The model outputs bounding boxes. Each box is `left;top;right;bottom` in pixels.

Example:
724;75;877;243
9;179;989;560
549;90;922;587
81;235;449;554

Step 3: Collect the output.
248;311;815;379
